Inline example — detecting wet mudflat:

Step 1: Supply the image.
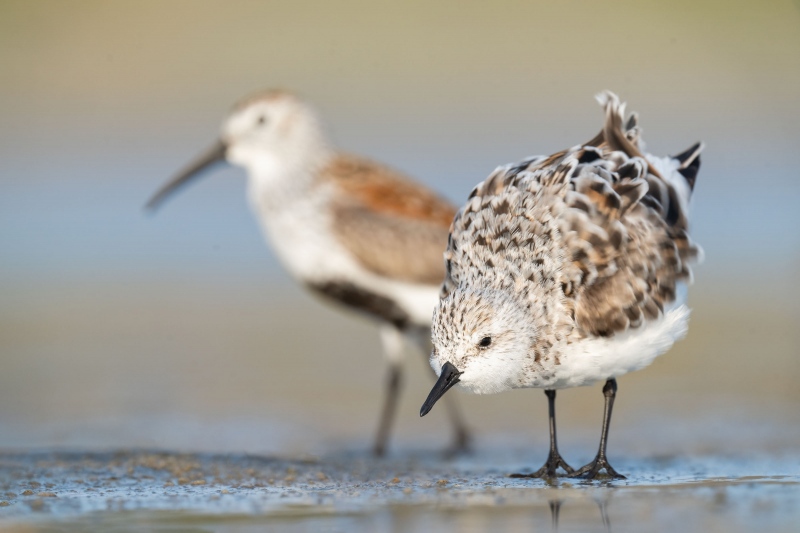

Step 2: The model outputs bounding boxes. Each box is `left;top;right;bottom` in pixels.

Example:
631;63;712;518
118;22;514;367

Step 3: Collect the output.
0;449;797;532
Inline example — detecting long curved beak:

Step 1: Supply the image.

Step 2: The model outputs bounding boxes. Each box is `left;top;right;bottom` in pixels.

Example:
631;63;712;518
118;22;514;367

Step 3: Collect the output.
420;361;462;417
145;140;228;212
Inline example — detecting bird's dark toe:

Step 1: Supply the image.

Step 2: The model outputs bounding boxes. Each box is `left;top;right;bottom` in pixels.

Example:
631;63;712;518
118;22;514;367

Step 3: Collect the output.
569;457;625;480
510;452;575;479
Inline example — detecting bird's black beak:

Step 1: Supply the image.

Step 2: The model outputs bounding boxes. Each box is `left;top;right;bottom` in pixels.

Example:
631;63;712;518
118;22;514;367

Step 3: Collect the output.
420;361;462;417
145;139;228;211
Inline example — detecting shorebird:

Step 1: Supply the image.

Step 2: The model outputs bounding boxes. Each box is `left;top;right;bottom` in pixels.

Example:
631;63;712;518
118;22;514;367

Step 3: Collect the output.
146;90;471;456
420;92;702;479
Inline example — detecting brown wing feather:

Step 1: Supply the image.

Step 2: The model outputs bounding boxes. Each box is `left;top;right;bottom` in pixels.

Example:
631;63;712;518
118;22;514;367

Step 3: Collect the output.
325;154;456;285
561;191;695;337
558;97;700;337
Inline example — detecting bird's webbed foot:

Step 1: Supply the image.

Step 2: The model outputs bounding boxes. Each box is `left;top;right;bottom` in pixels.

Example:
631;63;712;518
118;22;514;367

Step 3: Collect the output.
569;454;626;480
510;450;575;479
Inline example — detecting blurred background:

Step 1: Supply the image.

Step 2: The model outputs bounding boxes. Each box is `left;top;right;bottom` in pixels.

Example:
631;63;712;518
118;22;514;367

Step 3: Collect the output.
1;0;798;458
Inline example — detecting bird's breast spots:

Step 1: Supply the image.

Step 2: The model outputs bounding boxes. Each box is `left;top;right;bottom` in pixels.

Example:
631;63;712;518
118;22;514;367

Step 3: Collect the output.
306;281;410;330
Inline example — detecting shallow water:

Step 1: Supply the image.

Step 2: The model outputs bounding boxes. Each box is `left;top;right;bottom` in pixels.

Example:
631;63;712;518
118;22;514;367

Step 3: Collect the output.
0;449;798;532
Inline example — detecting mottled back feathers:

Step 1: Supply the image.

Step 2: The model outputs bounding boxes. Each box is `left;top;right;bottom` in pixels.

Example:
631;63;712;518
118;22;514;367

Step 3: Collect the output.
443;92;702;339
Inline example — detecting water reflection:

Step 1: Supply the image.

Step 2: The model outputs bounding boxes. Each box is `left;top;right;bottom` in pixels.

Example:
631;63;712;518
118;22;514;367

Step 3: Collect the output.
596;496;612;533
549;499;562;531
547;495;613;533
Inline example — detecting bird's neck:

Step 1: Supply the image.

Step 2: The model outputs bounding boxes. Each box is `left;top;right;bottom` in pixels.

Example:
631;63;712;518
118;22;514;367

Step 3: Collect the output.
244;142;335;209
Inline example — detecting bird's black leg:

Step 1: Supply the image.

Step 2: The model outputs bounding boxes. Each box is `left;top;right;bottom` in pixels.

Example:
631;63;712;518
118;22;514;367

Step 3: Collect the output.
570;378;626;479
511;389;574;478
372;363;402;457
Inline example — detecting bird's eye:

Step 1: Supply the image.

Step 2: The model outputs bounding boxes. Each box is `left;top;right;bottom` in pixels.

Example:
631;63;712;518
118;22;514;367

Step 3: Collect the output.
479;336;492;348
256;115;267;126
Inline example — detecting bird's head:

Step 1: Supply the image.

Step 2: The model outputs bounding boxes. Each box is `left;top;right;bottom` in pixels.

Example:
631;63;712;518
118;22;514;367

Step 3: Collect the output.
145;89;329;211
421;285;538;416
222;90;328;170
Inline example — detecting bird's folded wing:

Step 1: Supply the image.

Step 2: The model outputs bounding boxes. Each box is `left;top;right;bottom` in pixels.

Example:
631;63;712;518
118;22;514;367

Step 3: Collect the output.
559;154;701;338
324;155;457;285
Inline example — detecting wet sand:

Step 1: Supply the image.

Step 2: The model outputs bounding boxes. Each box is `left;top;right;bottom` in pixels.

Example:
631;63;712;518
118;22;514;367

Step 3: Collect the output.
0;449;798;532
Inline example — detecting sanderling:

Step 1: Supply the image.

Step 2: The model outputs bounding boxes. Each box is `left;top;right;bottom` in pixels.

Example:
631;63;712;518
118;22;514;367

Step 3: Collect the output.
146;89;470;456
420;92;702;479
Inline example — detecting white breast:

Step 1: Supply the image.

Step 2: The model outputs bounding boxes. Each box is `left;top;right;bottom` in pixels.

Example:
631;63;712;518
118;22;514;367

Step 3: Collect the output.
246;168;440;327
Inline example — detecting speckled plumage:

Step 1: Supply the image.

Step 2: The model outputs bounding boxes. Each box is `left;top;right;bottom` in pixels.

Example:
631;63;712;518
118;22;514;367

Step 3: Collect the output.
430;92;702;394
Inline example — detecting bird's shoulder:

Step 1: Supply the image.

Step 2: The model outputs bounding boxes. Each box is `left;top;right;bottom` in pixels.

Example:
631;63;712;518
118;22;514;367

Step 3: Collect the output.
441;163;570;297
320;154;457;286
322;153;456;227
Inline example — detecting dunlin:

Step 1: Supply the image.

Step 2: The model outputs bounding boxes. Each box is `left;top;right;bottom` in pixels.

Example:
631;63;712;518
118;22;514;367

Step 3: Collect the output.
147;90;471;456
420;92;702;479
